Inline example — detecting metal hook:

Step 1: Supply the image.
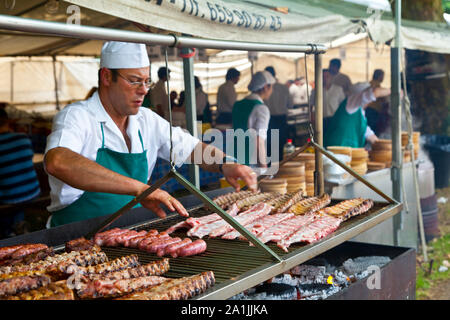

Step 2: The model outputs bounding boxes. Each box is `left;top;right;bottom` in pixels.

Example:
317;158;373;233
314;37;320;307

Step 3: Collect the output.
168;33;179;48
163;47;175;169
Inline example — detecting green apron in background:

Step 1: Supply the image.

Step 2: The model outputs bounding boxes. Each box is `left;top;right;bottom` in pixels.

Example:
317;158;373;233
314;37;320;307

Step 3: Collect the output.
324;99;368;148
232;99;261;166
50;123;148;227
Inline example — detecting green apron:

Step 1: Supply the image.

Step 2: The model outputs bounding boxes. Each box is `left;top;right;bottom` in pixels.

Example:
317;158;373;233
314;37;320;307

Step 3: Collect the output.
50;123;148;227
324;99;367;148
232;99;261;166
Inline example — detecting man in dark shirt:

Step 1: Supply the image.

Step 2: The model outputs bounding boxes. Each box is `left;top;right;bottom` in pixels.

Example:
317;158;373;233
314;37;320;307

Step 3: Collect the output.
0;109;40;238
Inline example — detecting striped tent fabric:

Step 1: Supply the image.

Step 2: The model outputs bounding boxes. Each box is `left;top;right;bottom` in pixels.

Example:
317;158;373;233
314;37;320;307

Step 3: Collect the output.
0;133;40;204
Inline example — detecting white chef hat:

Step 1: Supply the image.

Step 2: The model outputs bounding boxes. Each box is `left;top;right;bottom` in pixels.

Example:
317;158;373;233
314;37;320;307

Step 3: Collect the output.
100;41;150;69
248;70;276;92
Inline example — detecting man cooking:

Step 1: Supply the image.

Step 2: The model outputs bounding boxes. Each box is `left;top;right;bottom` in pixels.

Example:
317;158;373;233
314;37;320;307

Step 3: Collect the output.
44;41;257;227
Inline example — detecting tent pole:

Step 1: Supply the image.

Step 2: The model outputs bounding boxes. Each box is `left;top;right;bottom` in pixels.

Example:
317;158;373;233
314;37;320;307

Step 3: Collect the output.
0;15;326;54
391;0;403;246
52;55;60;111
10;61;13;102
314;53;324;196
181;46;200;189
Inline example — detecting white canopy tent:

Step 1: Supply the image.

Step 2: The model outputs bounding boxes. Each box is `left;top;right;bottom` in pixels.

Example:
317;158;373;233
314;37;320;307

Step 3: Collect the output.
0;0;447;115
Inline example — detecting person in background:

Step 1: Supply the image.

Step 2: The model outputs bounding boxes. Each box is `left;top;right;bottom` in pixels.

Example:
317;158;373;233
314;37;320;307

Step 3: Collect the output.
170;90;178;109
194;76;211;123
263;66;293;159
44;41;257;227
0;109;40;238
170;90;186;129
324;85;391;148
328;58;352;97
150;67;171;120
216;68;240;125
364;69;386;135
309;69;345;131
232;71;275;168
288;77;308;107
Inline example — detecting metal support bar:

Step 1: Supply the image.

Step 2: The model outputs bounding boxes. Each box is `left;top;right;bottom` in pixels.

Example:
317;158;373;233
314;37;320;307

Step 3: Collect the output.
0;15;327;54
314;54;324;196
391;0;403;245
311;141;397;204
181;47;200;188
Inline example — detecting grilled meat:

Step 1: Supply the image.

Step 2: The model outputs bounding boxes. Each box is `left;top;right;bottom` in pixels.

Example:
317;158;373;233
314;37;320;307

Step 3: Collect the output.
187;203;271;239
221;213;295;240
159;238;192;258
166;203;239;234
176;239;207;257
235;192;280;211
288;194;331;215
77;275;168;299
267;189;305;213
0;270;46;281
0;247;54;267
84;259;169;281
0;247;107;278
64;255;139;276
208;203;273;238
277;215;342;251
0;244;50;266
211;190;254;209
144;237;182;254
321;198;374;221
0;274;51;297
5;280;74;300
257;214;317;244
65;237;95;253
116;271;215;300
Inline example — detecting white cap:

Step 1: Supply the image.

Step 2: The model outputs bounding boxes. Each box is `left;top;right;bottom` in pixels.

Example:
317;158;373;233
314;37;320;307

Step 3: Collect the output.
248;71;276;92
100;41;150;69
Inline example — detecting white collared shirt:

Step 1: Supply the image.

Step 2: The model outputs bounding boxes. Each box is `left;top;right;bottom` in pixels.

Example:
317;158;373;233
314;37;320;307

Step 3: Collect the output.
45;91;199;212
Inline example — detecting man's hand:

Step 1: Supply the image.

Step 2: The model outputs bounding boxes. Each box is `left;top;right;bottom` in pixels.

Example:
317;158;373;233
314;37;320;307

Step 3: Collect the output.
221;163;258;192
137;186;189;219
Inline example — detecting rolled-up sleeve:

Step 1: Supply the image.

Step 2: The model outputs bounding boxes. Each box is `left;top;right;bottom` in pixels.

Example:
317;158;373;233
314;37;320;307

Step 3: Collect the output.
45;106;90;155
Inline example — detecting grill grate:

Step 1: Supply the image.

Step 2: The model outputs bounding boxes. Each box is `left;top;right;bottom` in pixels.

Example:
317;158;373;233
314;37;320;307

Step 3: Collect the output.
100;201;390;287
101;205;287;283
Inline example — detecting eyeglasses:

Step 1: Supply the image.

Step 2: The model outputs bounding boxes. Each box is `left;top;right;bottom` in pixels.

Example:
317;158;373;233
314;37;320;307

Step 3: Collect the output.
116;72;155;89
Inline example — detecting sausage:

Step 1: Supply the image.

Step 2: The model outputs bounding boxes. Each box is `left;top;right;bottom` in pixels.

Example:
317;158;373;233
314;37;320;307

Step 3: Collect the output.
176;239;207;257
94;229;129;246
160;238;192;258
128;235;147;248
10;244;48;260
145;237;181;254
129;229;160;248
137;233;170;251
0;244;49;261
121;231;147;247
0;245;24;260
